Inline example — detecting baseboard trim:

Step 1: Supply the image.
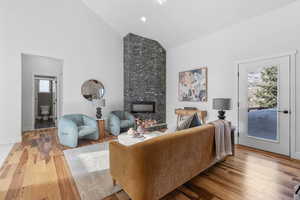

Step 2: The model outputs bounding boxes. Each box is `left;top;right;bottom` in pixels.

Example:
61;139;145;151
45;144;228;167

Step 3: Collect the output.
292;151;300;160
0;137;21;145
235;136;238;145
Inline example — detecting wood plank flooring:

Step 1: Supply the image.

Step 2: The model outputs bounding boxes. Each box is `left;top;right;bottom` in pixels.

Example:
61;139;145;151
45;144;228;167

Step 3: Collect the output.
0;128;299;200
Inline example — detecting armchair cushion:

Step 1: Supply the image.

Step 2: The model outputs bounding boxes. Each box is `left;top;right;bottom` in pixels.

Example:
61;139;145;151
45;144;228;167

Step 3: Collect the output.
63;115;84;126
78;126;98;137
112;111;125;120
82;115;98;128
124;112;135;122
120;120;133;128
107;111;136;136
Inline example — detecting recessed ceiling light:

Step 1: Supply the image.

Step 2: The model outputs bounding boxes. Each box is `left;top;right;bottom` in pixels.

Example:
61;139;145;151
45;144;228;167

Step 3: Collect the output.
157;0;167;5
140;16;147;23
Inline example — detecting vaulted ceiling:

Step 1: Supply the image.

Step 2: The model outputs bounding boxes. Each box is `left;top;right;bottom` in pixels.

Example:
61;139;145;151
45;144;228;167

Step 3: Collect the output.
82;0;296;48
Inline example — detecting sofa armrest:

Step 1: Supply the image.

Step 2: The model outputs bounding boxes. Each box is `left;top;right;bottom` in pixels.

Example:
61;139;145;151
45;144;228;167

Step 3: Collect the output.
109;141;148;197
109;141;128;180
109;141;135;179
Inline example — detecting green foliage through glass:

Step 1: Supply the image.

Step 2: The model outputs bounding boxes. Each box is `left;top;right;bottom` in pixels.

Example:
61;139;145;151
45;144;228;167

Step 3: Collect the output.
254;66;278;108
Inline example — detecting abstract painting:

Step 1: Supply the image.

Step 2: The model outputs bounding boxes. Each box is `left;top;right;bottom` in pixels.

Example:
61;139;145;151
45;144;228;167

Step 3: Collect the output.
178;67;207;102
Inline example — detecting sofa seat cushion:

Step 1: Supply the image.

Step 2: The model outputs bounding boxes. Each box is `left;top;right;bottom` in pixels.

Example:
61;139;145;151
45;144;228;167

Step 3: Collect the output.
78;126;97;137
120;120;134;128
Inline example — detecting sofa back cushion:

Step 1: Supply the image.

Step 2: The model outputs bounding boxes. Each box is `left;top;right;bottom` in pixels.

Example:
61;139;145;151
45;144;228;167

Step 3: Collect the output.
112;111;125;120
63;114;83;126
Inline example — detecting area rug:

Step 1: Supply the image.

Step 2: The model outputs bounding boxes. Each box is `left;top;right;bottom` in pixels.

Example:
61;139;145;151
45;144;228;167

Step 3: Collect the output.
63;142;122;200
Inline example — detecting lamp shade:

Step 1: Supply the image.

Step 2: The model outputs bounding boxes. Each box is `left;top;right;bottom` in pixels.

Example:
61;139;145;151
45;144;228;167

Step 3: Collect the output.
213;98;232;111
93;98;106;108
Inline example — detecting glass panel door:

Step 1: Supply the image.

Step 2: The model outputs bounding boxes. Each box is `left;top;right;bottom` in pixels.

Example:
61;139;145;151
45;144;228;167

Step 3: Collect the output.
247;66;278;141
238;55;290;156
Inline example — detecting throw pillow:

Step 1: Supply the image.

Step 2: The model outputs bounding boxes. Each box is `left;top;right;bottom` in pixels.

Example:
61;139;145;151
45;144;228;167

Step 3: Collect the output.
176;115;193;131
189;113;202;128
177;113;202;131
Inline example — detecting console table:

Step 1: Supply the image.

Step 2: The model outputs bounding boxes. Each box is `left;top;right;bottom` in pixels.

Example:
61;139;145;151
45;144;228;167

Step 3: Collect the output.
175;108;235;155
175;109;207;125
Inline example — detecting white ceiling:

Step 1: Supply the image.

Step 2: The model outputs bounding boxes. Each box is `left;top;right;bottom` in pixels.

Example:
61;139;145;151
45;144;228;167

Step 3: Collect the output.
82;0;296;48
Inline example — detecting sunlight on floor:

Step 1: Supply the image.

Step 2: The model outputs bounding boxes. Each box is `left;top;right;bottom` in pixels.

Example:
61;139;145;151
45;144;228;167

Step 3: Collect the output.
244;155;282;199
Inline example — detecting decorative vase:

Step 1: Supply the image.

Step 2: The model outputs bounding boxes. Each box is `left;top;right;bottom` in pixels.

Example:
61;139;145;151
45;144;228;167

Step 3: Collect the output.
137;126;145;134
128;128;136;136
96;107;102;119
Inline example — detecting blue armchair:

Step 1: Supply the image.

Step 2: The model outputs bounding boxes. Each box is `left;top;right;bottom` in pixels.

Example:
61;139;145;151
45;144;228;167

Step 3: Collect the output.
58;114;99;147
107;111;135;136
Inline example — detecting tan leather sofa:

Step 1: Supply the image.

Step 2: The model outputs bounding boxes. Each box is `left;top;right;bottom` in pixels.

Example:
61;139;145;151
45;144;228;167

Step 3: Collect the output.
109;124;233;200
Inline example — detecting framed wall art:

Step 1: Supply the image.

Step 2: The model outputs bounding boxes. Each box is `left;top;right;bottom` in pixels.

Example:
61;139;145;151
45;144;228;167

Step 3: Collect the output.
178;67;207;102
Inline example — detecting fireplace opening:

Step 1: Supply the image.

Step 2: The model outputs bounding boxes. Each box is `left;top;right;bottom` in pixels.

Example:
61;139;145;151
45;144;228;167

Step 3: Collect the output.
131;101;155;113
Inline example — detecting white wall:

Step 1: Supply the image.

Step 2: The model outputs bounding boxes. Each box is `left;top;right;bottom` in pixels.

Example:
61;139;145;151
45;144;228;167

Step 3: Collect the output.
167;1;300;159
22;54;63;131
0;0;123;144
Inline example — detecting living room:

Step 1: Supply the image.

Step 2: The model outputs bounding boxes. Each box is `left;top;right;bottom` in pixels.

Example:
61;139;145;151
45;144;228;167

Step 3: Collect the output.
1;0;300;199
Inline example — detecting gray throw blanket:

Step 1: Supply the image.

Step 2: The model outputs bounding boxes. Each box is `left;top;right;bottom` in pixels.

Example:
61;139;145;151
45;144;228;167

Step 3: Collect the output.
295;184;300;200
209;120;232;160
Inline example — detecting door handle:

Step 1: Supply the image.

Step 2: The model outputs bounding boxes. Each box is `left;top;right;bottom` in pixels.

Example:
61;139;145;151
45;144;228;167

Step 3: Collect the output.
278;110;289;114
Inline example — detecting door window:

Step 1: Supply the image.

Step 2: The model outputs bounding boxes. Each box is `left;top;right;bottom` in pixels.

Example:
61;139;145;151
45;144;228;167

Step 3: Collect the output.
247;66;278;141
39;80;50;93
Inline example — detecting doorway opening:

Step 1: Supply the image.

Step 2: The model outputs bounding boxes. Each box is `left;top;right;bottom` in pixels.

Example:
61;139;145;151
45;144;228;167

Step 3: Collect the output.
22;54;63;132
34;76;58;129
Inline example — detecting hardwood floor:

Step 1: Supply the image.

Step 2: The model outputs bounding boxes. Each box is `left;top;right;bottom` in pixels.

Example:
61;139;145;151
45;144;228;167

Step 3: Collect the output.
0;128;299;200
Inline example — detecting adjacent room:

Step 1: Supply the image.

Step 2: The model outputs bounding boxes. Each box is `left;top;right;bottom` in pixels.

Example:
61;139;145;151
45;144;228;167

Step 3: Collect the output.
22;54;63;131
1;0;300;199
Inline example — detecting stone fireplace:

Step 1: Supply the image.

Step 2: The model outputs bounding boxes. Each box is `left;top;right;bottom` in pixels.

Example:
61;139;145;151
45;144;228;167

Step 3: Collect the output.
124;33;166;122
131;101;156;114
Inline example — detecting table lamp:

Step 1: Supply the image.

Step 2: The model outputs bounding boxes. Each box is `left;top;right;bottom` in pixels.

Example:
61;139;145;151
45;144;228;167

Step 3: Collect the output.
213;98;232;120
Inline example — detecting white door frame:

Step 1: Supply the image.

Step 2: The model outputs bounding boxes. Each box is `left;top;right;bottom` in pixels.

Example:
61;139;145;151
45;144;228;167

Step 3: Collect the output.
236;50;297;159
21;53;64;133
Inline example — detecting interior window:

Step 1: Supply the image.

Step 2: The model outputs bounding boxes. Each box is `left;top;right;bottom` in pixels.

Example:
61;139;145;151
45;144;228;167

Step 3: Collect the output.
39;80;50;93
